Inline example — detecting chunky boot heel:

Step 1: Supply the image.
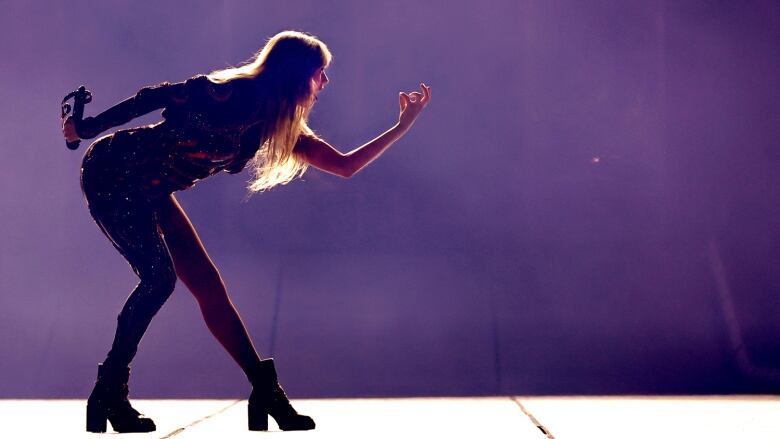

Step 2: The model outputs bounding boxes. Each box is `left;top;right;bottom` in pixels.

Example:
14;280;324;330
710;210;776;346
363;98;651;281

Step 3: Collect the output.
86;363;156;433
86;403;107;433
247;403;269;431
248;359;315;431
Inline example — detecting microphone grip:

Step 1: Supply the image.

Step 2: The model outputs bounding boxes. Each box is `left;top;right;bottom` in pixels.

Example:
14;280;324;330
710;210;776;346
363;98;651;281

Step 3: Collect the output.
62;86;92;151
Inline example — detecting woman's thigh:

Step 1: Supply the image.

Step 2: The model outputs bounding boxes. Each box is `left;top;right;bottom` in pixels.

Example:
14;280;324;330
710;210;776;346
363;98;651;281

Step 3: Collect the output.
156;194;225;297
85;191;174;282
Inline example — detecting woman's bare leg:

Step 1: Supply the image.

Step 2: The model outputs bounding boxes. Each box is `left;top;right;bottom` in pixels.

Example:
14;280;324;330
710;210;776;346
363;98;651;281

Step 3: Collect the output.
155;194;261;374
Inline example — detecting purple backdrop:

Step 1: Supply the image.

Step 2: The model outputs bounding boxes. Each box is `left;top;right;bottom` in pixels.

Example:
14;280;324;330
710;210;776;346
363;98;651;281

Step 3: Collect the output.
1;0;779;398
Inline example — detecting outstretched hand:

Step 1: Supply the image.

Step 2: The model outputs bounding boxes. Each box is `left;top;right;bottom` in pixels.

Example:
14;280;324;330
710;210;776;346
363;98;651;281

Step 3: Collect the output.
398;83;431;130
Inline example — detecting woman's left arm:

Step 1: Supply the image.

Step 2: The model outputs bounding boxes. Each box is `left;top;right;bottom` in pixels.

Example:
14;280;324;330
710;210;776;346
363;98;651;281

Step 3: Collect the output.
63;76;212;141
295;83;431;178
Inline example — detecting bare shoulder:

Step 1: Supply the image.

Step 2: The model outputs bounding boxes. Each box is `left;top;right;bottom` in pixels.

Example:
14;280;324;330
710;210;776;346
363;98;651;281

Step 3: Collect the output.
293;133;327;156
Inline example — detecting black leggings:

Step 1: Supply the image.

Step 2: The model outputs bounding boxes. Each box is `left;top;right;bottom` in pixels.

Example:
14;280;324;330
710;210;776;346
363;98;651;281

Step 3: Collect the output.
81;136;177;370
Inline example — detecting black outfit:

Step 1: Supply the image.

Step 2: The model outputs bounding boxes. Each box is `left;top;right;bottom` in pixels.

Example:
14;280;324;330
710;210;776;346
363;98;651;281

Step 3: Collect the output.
80;76;315;433
79;75;266;370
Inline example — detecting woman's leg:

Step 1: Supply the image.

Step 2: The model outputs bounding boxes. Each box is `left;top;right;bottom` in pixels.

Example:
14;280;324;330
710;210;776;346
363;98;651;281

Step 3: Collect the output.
155;194;314;431
82;191;174;432
155;194;262;375
87;194;178;369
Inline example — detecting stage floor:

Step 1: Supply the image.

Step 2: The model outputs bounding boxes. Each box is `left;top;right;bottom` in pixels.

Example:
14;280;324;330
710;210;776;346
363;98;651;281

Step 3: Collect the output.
2;396;778;438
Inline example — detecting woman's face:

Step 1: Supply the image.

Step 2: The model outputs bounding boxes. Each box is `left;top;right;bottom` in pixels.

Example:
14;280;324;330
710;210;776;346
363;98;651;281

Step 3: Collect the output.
311;67;329;95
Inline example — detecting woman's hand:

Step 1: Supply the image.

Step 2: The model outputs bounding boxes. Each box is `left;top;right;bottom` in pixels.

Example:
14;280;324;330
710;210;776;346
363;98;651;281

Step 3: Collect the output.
62;116;80;143
398;83;431;130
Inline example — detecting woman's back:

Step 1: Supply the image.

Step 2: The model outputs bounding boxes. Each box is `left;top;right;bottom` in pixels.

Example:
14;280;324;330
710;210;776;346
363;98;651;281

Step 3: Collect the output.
81;76;267;196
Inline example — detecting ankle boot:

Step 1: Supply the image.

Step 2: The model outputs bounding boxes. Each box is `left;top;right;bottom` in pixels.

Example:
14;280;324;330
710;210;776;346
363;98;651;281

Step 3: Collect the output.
247;359;315;431
86;363;156;433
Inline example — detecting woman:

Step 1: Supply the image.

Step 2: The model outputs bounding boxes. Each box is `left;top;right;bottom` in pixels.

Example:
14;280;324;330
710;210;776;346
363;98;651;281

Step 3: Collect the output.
62;30;430;433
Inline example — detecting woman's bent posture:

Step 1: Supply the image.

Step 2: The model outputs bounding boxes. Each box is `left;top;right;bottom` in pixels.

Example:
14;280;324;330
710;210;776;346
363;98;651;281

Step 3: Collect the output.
62;31;430;433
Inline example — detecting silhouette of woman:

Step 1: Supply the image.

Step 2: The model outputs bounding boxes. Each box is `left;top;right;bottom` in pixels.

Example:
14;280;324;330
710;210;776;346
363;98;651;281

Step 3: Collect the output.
62;30;431;433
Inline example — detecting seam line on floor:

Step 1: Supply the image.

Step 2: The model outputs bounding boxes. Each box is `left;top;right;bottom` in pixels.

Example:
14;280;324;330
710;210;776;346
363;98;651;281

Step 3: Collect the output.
511;397;556;439
159;399;242;439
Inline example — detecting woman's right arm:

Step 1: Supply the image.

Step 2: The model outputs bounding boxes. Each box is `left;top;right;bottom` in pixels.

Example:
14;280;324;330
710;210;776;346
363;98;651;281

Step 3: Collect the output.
294;83;431;178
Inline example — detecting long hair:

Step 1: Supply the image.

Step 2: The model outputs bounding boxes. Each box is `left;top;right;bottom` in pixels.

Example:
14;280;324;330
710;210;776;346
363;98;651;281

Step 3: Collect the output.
208;30;332;192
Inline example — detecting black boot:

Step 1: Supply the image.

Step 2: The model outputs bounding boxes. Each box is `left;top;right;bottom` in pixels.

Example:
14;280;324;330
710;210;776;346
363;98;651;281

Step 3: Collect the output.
86;363;156;433
247;359;315;431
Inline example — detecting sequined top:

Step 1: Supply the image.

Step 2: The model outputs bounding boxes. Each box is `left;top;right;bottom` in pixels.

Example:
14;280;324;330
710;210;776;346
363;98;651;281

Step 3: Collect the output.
79;75;268;196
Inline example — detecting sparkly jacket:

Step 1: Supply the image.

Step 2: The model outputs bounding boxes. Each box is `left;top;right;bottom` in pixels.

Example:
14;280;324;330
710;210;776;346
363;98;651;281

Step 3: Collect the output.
79;75;268;195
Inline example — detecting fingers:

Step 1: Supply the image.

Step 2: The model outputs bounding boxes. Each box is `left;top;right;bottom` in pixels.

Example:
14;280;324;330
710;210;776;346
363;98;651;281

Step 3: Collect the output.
398;83;431;120
62;117;79;142
421;83;431;103
399;92;410;109
400;83;431;105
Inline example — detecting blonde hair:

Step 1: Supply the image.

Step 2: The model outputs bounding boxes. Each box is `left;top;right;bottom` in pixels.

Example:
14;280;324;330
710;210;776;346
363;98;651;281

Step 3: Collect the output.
208;30;332;192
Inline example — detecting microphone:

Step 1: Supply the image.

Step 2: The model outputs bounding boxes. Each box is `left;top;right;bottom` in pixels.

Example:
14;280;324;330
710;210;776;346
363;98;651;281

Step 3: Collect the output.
61;85;92;150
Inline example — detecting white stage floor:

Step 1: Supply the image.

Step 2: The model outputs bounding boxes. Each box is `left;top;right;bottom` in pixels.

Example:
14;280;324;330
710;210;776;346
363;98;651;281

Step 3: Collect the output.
2;396;778;438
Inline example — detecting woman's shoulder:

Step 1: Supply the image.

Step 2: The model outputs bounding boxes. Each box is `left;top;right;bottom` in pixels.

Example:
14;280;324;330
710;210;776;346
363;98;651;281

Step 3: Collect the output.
193;76;263;108
162;76;264;129
162;75;230;100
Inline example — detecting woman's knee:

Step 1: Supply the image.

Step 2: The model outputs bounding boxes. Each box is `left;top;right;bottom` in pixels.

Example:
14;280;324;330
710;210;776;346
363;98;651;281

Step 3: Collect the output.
139;265;177;297
158;265;178;292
